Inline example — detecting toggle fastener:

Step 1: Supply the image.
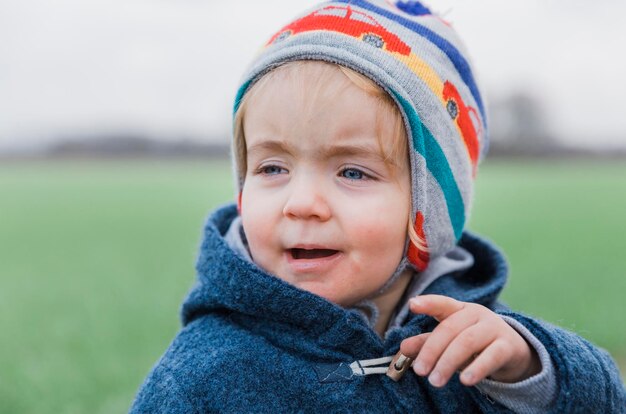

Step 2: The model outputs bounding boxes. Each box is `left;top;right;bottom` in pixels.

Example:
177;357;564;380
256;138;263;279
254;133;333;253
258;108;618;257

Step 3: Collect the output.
386;352;414;382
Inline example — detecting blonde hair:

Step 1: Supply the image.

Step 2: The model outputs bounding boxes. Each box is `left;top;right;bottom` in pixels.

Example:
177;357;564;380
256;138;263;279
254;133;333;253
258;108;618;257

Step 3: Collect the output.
233;60;426;252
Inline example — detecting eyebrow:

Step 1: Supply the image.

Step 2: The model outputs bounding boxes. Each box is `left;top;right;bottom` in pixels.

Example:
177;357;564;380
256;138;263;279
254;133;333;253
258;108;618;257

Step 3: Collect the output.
246;140;295;158
323;143;385;160
246;139;386;162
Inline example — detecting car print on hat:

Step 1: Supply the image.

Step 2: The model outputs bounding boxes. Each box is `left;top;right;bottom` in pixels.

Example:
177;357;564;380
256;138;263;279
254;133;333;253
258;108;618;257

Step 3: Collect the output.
267;5;412;56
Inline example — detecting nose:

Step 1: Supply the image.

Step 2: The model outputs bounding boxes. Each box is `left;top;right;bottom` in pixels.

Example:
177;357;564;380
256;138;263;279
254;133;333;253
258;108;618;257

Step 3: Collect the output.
282;173;331;221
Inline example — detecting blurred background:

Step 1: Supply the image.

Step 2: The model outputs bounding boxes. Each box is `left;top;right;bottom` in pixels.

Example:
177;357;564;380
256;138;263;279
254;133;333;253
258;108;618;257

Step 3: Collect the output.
1;0;625;412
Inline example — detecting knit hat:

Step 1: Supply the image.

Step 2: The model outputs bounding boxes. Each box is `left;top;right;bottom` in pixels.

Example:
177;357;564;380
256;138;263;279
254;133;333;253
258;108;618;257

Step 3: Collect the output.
233;0;488;273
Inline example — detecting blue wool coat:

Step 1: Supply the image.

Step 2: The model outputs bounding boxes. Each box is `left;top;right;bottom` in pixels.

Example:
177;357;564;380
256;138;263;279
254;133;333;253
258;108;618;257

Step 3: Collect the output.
130;204;626;413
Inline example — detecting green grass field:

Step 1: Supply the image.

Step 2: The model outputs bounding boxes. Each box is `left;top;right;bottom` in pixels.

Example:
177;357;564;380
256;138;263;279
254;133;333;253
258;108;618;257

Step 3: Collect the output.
1;158;625;413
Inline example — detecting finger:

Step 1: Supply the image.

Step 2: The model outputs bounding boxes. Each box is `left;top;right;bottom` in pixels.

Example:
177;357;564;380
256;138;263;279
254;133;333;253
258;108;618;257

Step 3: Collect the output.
460;339;513;386
400;333;430;358
428;323;496;388
409;295;465;322
412;309;479;378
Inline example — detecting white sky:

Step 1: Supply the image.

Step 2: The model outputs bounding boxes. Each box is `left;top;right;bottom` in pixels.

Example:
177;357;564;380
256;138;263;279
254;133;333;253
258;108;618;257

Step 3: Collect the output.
1;0;625;151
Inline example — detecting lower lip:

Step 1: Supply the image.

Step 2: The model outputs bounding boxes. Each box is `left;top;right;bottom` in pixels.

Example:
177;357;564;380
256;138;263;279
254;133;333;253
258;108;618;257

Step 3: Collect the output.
285;251;343;273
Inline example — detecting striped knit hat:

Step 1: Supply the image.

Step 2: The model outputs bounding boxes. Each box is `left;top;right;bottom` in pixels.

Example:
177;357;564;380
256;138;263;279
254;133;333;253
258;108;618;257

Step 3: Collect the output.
233;0;488;272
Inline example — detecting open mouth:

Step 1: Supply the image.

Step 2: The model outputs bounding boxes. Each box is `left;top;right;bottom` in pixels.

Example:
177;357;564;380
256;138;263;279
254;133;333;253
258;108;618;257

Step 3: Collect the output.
289;248;339;260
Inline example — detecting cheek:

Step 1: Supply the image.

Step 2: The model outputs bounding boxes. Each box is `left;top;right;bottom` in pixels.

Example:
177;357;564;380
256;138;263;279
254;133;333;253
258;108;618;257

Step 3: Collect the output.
358;218;407;256
344;196;409;249
240;185;280;252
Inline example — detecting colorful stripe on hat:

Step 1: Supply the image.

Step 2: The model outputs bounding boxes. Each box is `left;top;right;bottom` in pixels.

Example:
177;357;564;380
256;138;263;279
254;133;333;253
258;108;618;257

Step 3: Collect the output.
335;0;487;125
391;90;466;240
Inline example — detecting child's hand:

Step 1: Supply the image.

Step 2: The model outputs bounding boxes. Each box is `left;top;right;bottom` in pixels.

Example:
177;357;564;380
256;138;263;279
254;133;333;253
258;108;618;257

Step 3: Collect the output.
400;295;541;388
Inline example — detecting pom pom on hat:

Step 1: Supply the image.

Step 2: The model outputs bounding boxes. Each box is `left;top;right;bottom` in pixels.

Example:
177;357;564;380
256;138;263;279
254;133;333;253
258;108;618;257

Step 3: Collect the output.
394;0;432;16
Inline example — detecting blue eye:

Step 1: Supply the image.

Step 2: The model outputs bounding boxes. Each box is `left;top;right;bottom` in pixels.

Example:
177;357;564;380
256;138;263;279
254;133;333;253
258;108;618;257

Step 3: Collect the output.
259;165;286;175
341;168;365;180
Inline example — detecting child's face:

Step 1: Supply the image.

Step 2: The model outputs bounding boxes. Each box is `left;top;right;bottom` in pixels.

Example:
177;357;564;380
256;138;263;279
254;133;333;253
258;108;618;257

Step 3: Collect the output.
240;64;410;307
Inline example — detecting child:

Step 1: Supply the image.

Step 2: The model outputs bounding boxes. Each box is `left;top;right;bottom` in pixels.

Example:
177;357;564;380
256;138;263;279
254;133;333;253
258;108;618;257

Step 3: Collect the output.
130;1;626;412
